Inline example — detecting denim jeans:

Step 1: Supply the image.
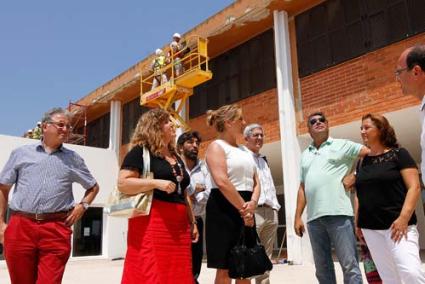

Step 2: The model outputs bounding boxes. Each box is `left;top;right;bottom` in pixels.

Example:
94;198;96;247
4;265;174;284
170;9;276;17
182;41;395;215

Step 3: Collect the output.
307;215;363;284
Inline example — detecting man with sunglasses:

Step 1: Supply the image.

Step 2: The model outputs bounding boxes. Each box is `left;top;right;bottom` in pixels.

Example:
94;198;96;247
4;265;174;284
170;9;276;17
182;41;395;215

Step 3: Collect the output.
0;107;99;284
242;123;280;284
396;45;425;185
294;112;369;284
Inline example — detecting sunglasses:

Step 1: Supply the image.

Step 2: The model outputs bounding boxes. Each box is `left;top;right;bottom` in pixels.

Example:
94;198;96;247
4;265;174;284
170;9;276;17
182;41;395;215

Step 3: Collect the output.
309;117;326;126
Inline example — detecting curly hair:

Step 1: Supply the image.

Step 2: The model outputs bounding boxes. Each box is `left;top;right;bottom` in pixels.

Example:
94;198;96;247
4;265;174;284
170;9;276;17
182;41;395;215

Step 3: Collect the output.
130;108;176;157
206;104;242;133
362;113;399;148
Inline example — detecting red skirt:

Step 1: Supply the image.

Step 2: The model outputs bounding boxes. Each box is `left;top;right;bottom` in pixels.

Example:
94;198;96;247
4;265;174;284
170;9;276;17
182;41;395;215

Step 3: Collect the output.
121;199;193;284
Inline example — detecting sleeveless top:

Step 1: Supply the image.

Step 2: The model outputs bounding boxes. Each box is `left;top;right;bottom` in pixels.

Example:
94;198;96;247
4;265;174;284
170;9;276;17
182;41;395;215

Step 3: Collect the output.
207;139;256;192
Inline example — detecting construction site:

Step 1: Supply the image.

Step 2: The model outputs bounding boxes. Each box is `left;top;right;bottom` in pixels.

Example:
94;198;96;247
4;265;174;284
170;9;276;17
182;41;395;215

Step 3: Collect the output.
1;1;425;282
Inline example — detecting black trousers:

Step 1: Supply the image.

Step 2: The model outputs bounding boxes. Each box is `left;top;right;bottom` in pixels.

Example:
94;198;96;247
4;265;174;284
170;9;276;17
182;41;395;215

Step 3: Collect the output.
192;216;204;284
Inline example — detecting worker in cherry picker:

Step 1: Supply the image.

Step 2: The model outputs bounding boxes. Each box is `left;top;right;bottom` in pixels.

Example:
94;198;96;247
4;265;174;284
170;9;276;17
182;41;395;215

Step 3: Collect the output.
169;33;189;77
151;48;168;90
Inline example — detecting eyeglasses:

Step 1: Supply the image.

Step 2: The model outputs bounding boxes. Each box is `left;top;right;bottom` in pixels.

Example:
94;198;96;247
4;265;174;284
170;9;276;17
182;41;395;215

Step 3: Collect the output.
394;67;408;77
251;133;265;138
48;121;73;130
309;117;326;126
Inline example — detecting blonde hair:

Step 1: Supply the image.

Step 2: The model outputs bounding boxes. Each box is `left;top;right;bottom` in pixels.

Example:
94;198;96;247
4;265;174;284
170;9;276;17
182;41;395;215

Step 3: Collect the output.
206;104;242;132
130;108;176;156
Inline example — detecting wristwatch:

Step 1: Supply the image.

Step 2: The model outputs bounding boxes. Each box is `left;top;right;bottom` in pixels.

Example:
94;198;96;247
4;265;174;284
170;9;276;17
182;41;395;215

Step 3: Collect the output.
80;201;89;210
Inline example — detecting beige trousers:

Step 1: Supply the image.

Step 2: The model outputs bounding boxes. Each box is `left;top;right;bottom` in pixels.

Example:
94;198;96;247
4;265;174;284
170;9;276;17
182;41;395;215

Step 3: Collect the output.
254;206;278;284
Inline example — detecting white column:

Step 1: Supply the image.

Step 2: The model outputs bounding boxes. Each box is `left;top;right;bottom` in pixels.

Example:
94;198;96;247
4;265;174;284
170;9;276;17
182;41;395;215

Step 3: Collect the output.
109;100;122;158
273;10;312;264
175;99;187;139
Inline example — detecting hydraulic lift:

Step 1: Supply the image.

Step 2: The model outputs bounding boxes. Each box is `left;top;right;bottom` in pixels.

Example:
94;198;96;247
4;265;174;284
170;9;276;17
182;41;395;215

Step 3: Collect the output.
140;36;213;129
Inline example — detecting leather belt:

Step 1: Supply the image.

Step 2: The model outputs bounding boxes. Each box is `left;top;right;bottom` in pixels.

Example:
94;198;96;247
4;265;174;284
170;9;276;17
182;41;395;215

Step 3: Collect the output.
10;209;71;222
257;204;272;209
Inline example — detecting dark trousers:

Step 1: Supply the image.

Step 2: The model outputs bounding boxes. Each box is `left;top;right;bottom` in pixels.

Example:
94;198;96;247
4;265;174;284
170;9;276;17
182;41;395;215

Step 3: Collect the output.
192;216;204;284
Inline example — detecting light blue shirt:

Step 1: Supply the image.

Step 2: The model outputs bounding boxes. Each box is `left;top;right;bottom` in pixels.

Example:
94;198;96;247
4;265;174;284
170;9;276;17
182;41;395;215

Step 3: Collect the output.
0;142;97;213
300;137;362;222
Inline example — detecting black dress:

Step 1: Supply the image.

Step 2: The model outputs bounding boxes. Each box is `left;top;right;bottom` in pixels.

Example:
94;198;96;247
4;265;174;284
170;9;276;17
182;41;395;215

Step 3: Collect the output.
206;189;255;269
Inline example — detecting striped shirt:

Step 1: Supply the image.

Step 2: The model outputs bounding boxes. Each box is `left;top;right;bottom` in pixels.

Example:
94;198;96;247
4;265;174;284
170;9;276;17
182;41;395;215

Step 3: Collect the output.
0;142;97;213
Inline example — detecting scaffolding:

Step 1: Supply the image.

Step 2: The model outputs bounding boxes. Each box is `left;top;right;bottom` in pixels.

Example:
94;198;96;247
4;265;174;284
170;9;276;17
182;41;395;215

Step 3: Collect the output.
140;35;213;129
67;101;88;145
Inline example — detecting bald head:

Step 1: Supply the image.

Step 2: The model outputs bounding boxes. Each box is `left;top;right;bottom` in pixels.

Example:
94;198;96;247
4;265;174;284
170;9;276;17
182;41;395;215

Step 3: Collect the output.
396;45;425;99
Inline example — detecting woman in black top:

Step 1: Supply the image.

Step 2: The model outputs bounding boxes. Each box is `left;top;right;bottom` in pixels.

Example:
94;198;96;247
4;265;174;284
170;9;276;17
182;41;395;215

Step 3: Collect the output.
118;108;198;284
355;113;425;283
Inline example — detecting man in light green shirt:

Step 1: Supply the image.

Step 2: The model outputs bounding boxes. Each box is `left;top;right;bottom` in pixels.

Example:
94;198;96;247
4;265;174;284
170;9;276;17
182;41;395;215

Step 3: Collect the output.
294;112;369;284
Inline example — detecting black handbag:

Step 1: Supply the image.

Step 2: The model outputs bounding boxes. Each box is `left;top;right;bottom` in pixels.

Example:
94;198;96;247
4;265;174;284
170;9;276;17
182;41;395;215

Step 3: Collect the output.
228;226;273;279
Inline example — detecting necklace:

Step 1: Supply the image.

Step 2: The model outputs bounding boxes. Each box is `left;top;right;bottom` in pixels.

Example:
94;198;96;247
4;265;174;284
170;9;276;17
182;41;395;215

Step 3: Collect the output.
167;156;184;194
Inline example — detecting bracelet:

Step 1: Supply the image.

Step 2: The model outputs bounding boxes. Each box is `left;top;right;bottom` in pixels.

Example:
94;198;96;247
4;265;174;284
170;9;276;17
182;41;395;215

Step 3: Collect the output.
192;220;197;225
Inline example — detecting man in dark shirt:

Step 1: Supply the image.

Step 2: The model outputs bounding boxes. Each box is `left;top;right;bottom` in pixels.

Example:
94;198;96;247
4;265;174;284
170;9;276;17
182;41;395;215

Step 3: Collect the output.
0;107;99;284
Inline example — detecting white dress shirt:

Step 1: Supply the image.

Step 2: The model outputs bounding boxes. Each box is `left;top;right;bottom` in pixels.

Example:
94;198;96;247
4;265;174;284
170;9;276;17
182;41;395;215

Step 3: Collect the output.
242;146;281;210
184;159;210;217
420;96;425;185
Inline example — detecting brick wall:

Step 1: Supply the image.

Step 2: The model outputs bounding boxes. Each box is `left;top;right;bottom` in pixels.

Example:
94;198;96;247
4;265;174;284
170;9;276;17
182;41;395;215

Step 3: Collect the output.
298;33;425;134
118;32;425;161
187;88;280;157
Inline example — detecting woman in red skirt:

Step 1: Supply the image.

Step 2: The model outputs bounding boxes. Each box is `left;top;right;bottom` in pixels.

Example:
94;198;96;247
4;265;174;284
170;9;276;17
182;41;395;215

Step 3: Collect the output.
118;108;198;284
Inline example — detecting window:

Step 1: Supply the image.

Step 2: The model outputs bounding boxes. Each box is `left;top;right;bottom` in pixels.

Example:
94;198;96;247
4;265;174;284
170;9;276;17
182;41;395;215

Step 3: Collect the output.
72;207;103;257
296;0;425;77
189;29;276;118
86;113;110;148
122;97;149;145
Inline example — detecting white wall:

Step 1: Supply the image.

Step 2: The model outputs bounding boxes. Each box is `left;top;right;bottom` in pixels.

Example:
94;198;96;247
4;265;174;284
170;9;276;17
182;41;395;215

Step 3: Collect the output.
0;135;128;259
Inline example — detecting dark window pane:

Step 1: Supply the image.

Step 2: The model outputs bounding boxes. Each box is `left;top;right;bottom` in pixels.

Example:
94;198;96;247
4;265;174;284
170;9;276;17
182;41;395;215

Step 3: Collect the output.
86;113;110;148
122;97;148;145
72;207;103;257
343;0;362;23
327;0;345;30
190;29;276;118
312;35;331;69
388;2;409;41
330;29;349;63
296;0;424;77
295;12;310;43
408;0;425;34
347;22;367;57
368;10;387;49
310;5;328;37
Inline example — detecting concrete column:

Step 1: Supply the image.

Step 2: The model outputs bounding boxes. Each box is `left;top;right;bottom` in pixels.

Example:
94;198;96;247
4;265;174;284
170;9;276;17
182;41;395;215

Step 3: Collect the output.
109;100;122;158
175;99;187;139
273;10;312;264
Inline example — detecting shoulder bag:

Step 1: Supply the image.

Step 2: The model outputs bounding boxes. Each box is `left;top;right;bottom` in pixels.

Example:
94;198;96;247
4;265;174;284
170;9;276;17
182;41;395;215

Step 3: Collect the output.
228;226;273;279
105;146;154;218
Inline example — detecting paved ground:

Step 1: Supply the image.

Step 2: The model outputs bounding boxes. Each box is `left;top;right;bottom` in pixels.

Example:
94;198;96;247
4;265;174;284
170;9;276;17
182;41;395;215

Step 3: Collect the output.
0;258;392;283
1;258;424;283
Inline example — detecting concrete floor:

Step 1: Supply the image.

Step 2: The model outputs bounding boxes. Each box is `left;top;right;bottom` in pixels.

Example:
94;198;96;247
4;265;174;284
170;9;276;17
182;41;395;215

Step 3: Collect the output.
2;258;425;283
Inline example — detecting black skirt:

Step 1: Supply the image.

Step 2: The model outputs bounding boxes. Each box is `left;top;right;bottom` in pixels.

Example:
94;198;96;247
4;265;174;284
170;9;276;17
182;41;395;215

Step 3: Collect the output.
206;188;255;269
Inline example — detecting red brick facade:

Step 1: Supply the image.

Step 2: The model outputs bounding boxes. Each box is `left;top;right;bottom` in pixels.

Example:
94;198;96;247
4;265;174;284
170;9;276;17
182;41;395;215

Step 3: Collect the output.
298;33;425;134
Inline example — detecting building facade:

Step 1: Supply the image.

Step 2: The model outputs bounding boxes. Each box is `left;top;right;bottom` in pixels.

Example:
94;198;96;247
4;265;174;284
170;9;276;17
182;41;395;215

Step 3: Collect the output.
12;0;425;262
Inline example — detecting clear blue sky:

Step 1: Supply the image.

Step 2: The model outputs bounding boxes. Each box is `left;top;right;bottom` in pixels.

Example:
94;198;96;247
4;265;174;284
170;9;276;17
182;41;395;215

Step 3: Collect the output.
0;0;233;136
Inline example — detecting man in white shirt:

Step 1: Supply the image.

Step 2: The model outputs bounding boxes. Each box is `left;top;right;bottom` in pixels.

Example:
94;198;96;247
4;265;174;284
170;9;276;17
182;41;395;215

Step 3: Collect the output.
177;131;210;284
243;123;280;284
397;45;425;184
